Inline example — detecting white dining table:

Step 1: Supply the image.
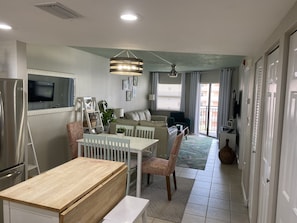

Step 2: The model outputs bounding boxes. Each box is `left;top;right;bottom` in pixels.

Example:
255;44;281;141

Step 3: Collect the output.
77;134;159;197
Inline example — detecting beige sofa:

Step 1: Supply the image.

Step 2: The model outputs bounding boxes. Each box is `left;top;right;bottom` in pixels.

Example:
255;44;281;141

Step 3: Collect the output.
109;109;177;158
124;109;168;122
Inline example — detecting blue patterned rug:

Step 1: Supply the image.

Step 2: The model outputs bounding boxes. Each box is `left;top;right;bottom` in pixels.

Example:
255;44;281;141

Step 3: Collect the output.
177;134;213;170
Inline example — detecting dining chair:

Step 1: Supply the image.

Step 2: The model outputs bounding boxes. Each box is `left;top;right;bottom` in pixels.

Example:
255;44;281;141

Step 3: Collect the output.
142;131;184;200
106;136;136;195
135;126;156;159
82;134;134;195
115;124;135;136
135;126;155;139
66;121;84;159
82;133;107;159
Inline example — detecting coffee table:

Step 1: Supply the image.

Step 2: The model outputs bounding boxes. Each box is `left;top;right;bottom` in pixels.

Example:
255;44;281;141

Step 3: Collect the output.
176;125;189;139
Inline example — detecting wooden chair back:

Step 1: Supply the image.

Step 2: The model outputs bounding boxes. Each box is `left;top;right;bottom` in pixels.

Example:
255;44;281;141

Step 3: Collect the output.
167;132;184;174
66;121;83;159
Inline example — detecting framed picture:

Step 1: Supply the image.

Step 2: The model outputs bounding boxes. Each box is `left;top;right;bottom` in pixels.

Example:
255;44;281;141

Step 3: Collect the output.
122;79;129;90
133;76;138;86
126;91;132;101
132;86;136;98
128;77;133;89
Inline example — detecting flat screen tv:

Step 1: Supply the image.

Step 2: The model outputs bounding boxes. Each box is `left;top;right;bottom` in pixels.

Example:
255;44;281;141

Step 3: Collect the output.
28;80;55;102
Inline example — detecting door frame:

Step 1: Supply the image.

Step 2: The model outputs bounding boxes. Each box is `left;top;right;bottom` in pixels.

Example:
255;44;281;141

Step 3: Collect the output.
256;42;287;223
248;57;265;222
275;26;297;222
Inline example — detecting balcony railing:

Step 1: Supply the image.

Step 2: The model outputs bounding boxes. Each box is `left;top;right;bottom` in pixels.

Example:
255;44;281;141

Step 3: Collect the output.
199;106;218;137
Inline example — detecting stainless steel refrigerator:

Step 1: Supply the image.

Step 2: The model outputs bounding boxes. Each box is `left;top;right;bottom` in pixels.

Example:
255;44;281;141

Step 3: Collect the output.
0;78;25;223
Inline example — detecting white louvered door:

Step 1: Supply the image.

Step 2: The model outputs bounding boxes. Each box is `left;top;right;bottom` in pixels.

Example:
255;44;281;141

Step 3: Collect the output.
276;30;297;223
248;58;264;222
257;47;280;223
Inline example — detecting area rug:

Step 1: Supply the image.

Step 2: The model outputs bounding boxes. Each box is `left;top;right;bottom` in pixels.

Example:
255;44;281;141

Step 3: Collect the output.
140;175;194;222
177;134;213;170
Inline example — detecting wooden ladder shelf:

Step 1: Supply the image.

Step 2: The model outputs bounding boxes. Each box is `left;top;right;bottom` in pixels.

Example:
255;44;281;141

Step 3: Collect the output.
75;97;104;134
26;121;41;179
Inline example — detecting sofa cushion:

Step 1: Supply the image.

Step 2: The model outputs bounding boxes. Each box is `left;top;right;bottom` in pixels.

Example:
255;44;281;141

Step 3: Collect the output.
115;118;139;126
143;109;151;121
125;111;140;120
139;120;167;127
125;109;152;121
138;111;146;120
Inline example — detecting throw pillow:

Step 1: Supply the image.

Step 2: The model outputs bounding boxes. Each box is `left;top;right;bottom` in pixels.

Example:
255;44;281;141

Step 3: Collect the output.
125;111;140;121
143;109;152;121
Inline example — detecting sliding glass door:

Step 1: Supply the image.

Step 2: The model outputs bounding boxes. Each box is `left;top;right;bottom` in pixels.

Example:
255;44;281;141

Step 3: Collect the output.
199;83;219;137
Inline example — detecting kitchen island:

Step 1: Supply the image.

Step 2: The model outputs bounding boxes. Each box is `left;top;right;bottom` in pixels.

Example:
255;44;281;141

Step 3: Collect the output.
0;157;127;223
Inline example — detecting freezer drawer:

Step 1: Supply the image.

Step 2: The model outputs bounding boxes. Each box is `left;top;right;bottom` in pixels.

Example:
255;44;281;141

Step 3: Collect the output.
0;164;25;223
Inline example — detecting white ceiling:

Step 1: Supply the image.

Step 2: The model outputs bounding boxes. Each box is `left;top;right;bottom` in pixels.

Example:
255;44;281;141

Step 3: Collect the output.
0;0;296;71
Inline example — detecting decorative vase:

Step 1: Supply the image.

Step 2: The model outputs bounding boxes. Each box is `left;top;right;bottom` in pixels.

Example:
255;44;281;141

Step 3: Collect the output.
104;124;110;133
219;139;236;164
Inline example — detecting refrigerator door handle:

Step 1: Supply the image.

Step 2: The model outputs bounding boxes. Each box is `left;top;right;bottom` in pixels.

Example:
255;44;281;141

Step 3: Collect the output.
0;170;22;181
0;91;3;151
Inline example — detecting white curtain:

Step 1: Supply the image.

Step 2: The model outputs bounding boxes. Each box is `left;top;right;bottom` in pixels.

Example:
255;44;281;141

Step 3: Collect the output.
218;68;233;136
188;72;200;134
180;73;186;111
150;72;159;111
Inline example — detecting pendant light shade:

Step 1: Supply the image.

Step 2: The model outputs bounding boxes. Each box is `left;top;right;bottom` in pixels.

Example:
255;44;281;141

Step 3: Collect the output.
110;50;143;76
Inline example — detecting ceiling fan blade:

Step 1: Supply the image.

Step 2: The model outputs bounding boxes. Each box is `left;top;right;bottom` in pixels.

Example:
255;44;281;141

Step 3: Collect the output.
168;64;179;78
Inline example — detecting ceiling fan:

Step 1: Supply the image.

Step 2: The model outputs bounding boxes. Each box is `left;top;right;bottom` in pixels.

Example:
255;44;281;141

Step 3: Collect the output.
168;64;179;78
149;52;180;78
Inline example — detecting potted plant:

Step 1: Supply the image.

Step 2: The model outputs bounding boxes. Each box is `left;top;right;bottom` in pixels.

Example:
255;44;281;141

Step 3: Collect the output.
101;108;114;126
116;127;126;136
98;100;114;130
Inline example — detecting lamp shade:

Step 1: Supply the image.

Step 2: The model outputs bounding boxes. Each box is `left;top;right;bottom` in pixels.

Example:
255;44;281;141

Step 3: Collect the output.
148;94;155;101
110;57;143;76
113;108;124;118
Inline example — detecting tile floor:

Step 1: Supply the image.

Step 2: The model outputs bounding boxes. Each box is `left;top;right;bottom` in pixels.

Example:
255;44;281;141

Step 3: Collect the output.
147;138;250;223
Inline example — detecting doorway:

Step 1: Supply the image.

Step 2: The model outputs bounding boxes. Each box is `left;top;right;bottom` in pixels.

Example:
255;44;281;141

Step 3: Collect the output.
199;83;219;138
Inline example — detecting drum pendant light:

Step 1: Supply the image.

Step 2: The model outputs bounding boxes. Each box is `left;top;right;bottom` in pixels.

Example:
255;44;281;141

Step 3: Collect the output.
110;50;143;76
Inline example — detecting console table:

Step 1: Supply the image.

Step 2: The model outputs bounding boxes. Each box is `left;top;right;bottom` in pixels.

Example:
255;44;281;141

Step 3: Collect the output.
219;129;236;151
0;158;127;223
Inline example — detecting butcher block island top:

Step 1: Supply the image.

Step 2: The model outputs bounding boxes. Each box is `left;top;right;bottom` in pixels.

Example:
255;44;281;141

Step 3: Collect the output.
0;157;127;213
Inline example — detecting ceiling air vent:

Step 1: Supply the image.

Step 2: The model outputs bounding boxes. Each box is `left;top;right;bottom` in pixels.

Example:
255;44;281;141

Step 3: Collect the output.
35;2;82;19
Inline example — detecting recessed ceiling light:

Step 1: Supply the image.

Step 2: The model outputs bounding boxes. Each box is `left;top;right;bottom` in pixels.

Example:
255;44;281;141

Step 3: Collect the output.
0;24;12;30
120;13;138;21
